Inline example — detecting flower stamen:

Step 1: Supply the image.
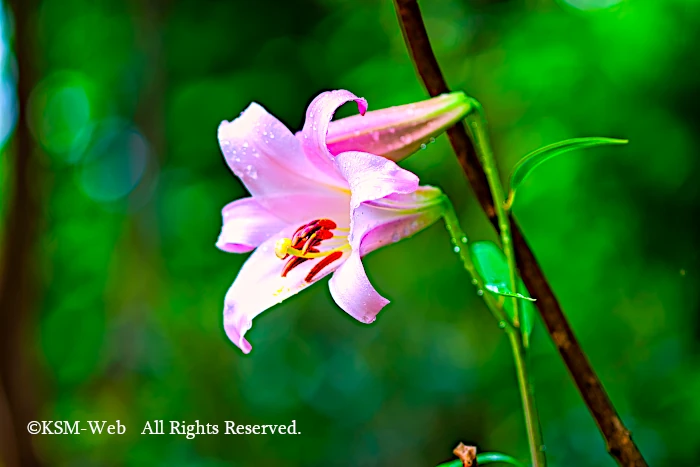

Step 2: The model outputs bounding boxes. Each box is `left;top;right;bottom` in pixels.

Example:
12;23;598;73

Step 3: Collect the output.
277;218;349;279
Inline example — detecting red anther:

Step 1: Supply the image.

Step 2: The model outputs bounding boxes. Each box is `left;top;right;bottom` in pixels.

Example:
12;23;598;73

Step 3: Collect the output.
304;251;343;283
282;256;308;277
280;218;341;278
316;219;337;230
315;229;334;240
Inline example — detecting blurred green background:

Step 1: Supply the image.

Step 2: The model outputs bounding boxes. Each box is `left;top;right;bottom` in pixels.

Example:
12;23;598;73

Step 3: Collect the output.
1;0;698;465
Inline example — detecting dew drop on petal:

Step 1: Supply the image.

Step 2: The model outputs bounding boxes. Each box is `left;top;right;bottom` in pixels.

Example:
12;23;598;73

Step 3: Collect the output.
243;141;249;148
389;127;396;134
270;133;275;139
245;165;257;180
391;232;400;242
371;131;380;142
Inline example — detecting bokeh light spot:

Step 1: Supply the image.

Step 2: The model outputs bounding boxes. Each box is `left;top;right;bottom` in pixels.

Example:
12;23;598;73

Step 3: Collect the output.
79;119;149;202
0;3;16;149
28;71;94;161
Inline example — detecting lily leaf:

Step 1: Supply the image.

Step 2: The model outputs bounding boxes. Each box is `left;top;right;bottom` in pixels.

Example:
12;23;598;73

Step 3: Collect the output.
436;452;526;467
484;285;536;302
469;241;535;346
507;137;628;208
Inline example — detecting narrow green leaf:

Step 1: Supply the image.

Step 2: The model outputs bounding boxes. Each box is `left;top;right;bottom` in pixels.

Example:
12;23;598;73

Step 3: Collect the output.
477;452;528;466
469;241;536;346
484;285;536;302
508;137;628;207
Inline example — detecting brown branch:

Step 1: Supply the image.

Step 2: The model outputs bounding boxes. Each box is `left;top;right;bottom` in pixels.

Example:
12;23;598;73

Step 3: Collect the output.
393;1;648;466
0;0;42;466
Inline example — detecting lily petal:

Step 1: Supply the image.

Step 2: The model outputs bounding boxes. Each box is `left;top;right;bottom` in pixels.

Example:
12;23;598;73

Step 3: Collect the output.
326;151;425;324
328;253;388;324
326;92;472;162
298;90;368;173
223;224;350;354
218;102;345;202
333;151;419;210
216;197;289;253
356;186;446;256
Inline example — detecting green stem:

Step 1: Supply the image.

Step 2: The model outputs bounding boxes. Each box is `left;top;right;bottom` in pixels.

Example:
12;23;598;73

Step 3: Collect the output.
465;100;521;328
461;100;547;467
441;198;510;329
507;330;546;467
443;199;546;467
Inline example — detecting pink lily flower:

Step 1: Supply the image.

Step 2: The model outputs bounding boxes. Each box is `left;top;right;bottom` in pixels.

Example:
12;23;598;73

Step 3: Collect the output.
217;89;470;353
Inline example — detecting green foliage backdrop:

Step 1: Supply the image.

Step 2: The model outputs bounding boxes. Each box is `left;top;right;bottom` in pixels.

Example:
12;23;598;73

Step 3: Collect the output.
1;0;699;465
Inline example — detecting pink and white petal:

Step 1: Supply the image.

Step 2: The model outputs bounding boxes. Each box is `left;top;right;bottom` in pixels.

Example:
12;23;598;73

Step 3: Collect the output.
351;186;445;254
218;102;344;198
216;197;289;253
355;196;446;256
326;92;472;162
328;252;388;324
249;192;350;226
297;90;368;175
333;151;419;210
223;226;349;354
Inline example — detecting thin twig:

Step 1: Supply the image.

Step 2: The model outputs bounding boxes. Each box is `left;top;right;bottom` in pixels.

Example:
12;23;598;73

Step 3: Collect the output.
392;1;648;466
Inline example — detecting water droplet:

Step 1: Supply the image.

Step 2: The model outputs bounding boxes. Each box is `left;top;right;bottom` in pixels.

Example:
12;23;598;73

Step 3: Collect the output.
233;156;241;163
420;143;427;150
269;133;275;139
453;246;461;253
242;142;249;148
477;289;484;296
310;111;314;117
371;131;380;142
471;279;477;285
460;236;468;244
389;127;396;134
263;131;268;136
429;137;436;143
222;140;230;147
391;232;400;242
244;165;257;179
353;130;360;136
498;321;506;328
